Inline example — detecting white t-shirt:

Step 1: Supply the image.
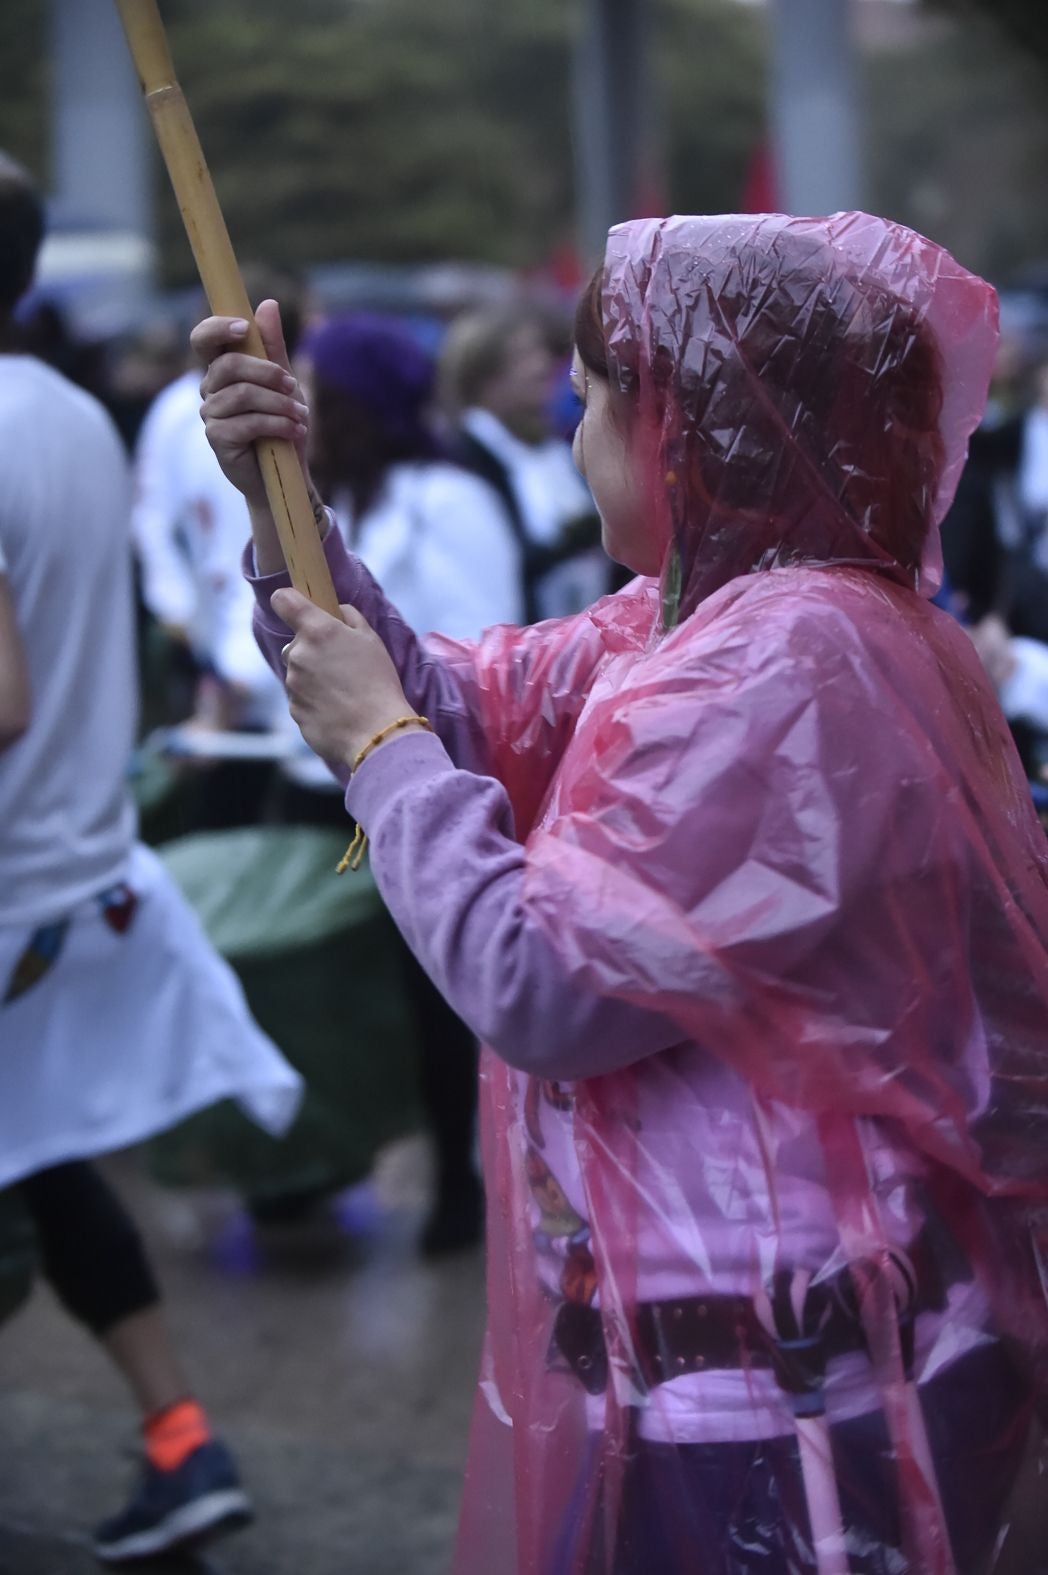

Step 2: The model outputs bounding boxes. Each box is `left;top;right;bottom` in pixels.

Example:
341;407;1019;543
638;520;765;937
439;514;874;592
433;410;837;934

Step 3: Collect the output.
131;369;201;630
133;370;285;727
332;460;524;638
0;357;137;927
280;460;523;792
462;407;609;619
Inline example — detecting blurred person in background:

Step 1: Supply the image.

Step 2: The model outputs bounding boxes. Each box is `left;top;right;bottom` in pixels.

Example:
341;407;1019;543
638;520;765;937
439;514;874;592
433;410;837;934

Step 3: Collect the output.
1008;356;1048;645
439;304;608;621
132;333;205;648
13;297;110;407
942;347;1048;777
304;311;523;640
939;335;1026;628
198;212;1048;1573
290;310;522;1251
104;320;187;452
0;153;300;1563
132;273;305;826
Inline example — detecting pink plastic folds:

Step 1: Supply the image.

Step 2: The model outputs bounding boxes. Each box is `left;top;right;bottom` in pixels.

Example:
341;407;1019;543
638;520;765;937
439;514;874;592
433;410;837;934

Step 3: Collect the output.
454;216;1048;1575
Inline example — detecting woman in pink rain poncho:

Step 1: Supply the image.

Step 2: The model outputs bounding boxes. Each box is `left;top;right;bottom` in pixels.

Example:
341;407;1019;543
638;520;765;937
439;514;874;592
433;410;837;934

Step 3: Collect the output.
196;213;1048;1573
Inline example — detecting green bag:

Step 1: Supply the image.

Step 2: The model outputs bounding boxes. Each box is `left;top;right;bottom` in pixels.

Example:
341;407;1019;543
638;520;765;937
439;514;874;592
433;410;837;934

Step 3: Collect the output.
150;826;420;1204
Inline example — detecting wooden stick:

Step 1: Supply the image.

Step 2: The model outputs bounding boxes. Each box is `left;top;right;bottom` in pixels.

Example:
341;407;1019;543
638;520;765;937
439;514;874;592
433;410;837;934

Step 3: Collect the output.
114;0;341;618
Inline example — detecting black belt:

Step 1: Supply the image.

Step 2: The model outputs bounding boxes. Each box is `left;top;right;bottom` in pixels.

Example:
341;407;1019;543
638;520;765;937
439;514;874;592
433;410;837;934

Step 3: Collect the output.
552;1231;957;1407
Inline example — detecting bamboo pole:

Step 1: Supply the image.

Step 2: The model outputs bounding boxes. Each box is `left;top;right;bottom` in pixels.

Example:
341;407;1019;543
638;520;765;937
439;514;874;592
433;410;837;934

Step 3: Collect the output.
114;0;341;618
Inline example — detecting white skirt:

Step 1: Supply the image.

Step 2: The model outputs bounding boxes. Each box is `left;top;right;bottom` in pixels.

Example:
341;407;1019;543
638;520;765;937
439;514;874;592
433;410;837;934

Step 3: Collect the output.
0;842;302;1189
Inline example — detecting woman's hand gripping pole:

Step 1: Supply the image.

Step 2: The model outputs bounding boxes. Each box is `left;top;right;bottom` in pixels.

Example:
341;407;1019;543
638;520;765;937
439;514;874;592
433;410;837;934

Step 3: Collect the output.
114;0;341;618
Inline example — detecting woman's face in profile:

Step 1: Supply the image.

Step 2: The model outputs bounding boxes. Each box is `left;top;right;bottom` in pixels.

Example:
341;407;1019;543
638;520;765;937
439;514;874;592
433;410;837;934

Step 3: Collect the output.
570;350;659;576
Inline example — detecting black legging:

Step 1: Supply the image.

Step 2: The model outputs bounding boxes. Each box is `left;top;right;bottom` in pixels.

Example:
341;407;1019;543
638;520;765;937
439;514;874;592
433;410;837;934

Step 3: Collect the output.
276;778;480;1197
17;1160;159;1337
399;940;478;1199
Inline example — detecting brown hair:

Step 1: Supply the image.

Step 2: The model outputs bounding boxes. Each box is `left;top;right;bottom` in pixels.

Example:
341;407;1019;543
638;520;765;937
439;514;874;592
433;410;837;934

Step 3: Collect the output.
438;304;551;414
573;267;610;382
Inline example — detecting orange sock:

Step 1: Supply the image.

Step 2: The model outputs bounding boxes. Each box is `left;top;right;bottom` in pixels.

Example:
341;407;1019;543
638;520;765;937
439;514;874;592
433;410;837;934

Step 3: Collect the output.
143;1398;212;1473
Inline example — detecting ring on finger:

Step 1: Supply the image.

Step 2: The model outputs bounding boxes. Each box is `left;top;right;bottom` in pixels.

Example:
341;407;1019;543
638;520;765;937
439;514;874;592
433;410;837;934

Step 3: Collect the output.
281;641;293;666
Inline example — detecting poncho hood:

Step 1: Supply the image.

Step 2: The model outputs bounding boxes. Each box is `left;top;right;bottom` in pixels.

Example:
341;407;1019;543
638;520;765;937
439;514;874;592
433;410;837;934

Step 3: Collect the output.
601;213;999;622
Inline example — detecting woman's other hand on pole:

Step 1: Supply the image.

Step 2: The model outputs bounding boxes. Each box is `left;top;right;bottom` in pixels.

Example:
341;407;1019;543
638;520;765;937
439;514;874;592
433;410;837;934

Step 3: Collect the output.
270;588;420;771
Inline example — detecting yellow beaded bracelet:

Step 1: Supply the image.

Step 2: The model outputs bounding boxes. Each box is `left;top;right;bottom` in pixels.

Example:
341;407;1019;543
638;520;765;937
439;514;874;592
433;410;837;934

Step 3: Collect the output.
336;716;434;875
351;714;433;775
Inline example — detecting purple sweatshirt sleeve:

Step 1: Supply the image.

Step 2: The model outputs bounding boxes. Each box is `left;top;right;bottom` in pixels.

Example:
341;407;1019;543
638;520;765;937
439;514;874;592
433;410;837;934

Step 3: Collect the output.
246;526;678;1077
247;525;490;773
345;728;683;1080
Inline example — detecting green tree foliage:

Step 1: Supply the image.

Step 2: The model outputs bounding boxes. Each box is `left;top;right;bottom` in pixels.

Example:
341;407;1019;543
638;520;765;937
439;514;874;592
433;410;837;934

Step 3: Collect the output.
866;7;1048;279
0;0;765;282
157;0;765;282
158;0;576;278
927;0;1048;73
657;0;766;220
1;2;1043;288
0;0;47;182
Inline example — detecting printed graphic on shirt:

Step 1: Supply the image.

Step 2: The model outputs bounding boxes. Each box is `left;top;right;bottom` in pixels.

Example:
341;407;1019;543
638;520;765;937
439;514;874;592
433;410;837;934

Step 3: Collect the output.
524;1076;574;1148
3;883;140;1004
523;1078;598;1308
96;883;139;934
2;921;71;1004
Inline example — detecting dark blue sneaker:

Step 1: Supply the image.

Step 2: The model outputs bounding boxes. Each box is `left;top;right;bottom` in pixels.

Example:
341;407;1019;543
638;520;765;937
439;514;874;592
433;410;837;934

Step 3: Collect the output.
92;1439;252;1564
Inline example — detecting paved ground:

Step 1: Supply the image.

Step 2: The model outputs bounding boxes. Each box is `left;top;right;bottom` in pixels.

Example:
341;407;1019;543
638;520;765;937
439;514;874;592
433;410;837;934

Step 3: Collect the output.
4;1144;1045;1575
0;1139;485;1575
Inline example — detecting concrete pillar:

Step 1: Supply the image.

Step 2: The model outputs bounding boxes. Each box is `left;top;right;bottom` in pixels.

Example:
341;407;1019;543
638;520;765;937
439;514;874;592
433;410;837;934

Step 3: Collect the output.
573;0;658;266
50;0;151;236
769;0;863;215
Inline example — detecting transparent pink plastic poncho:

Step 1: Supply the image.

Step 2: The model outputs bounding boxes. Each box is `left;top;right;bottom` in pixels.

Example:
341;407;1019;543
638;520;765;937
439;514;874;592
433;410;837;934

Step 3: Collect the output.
454;215;1048;1575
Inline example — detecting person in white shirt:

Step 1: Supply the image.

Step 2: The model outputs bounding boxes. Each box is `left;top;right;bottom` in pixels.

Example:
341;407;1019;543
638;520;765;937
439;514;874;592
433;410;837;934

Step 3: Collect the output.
131;275;304;740
131;284;305;828
130;366;201;640
1018;361;1048;527
0;153;300;1563
439;304;610;621
303;311;524;637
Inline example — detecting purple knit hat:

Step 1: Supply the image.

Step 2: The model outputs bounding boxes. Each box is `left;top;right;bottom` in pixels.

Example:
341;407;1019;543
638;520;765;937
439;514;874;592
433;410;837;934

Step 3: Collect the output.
303;313;436;449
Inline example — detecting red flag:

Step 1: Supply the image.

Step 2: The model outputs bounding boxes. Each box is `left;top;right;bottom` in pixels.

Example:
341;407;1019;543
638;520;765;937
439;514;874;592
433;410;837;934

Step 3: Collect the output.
741;138;780;213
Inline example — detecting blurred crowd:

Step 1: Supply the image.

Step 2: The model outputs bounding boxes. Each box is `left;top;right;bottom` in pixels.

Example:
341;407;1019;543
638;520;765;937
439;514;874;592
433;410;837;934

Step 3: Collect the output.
15;270;608;775
941;335;1048;790
28;270;1048;803
24;275;1048;812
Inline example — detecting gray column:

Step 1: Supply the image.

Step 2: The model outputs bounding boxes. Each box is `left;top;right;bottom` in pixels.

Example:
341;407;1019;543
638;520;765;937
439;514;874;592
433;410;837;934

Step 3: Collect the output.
769;0;863;215
573;0;657;267
50;0;151;237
